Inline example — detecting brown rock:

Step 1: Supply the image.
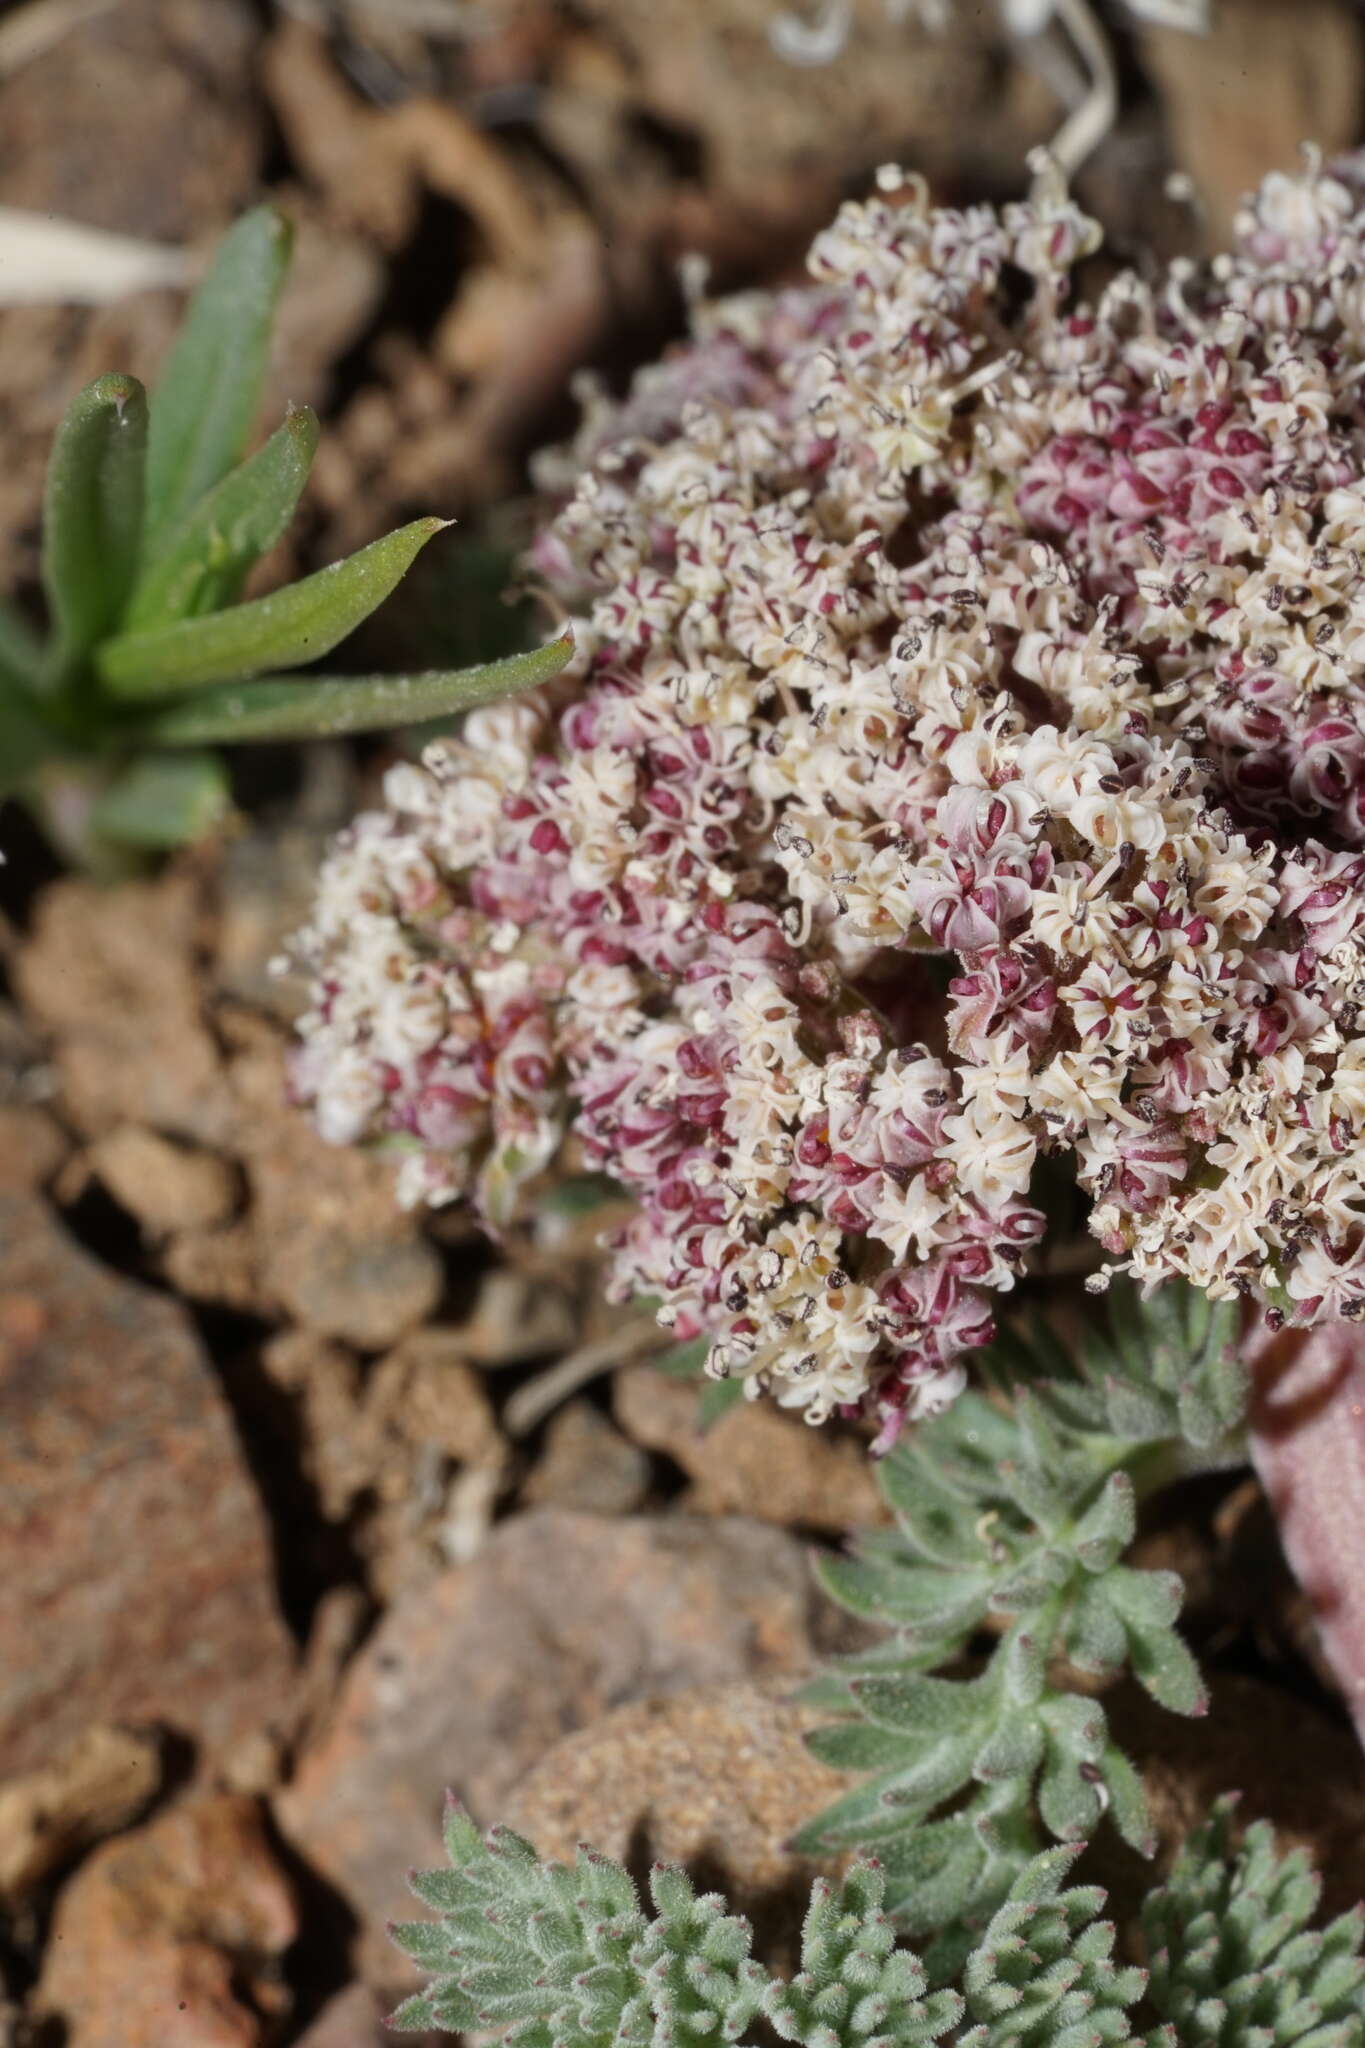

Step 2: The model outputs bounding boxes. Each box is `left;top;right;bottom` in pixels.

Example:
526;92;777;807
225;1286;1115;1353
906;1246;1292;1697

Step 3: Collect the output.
502;1682;844;1956
0;0;263;582
524;1399;651;1515
0;1725;161;1900
457;1266;578;1367
15;875;235;1147
549;0;1053;237
1141;0;1363;243
35;1794;296;2048
89;1126;238;1236
261;1327;507;1596
1087;1670;1365;1923
370;1328;504;1469
161;1218;262;1316
615;1368;884;1532
0;1103;66;1193
0;0;259;238
276;1509;828;1985
225;1020;443;1348
0;1193;295;1776
210;766;358;1023
19;883;438;1344
260;1332;372;1523
293;1984;388;2047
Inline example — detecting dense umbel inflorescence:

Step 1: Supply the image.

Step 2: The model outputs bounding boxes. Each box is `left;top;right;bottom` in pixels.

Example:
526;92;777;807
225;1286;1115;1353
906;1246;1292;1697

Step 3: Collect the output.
293;150;1365;1444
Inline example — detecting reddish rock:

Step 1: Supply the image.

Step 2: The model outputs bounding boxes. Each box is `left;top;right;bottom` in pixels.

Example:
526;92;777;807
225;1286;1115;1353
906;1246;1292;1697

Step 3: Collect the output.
17;871;442;1346
277;1509;828;1985
0;1725;161;1900
35;1795;296;2048
455;1266;578;1368
0;1193;295;1776
1247;1319;1365;1743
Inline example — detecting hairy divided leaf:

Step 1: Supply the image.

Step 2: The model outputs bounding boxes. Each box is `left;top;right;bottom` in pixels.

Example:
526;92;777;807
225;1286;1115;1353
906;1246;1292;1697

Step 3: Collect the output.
392;1815;1150;2048
798;1285;1245;1938
1142;1796;1365;2047
392;1806;1363;2048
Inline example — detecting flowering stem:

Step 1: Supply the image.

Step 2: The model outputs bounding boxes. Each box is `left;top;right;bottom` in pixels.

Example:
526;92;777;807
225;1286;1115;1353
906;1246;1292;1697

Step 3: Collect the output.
1044;0;1119;174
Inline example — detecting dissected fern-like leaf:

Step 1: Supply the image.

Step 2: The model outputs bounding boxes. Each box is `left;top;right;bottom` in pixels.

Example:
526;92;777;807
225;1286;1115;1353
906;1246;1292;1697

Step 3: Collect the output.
793;1284;1246;1939
393;1802;1360;2048
1142;1795;1365;2048
764;1857;964;2048
389;1798;767;2044
393;1814;1145;2048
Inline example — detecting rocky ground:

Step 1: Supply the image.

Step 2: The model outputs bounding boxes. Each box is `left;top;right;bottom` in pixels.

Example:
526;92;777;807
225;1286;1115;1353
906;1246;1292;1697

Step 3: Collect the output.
4;0;1365;2042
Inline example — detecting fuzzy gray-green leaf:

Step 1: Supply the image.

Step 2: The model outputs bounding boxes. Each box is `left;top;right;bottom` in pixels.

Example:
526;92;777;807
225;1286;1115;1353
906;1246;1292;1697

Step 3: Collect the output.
800;1285;1222;1938
1143;1797;1365;2047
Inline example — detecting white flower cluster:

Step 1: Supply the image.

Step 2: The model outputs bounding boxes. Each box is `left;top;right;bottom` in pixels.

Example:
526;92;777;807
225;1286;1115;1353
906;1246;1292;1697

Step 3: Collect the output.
293;152;1365;1443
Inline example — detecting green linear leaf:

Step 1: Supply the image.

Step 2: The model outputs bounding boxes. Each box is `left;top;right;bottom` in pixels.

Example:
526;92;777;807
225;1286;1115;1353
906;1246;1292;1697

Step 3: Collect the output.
0;596;44;694
125;406;319;631
655;1336;711;1378
98;518;450;699
42;372;148;683
143;205;292;561
698;1374;747;1428
136;634;574;744
0;683;53;796
88;749;232;849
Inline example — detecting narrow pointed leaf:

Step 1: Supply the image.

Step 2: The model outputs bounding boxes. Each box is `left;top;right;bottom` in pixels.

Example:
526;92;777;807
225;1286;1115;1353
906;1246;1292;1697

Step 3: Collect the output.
42;372;147;682
143;206;292;560
125;406;319;630
0;684;52;796
698;1373;747;1428
655;1336;711;1379
88;749;231;848
137;634;574;744
0;596;43;694
98;518;450;698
